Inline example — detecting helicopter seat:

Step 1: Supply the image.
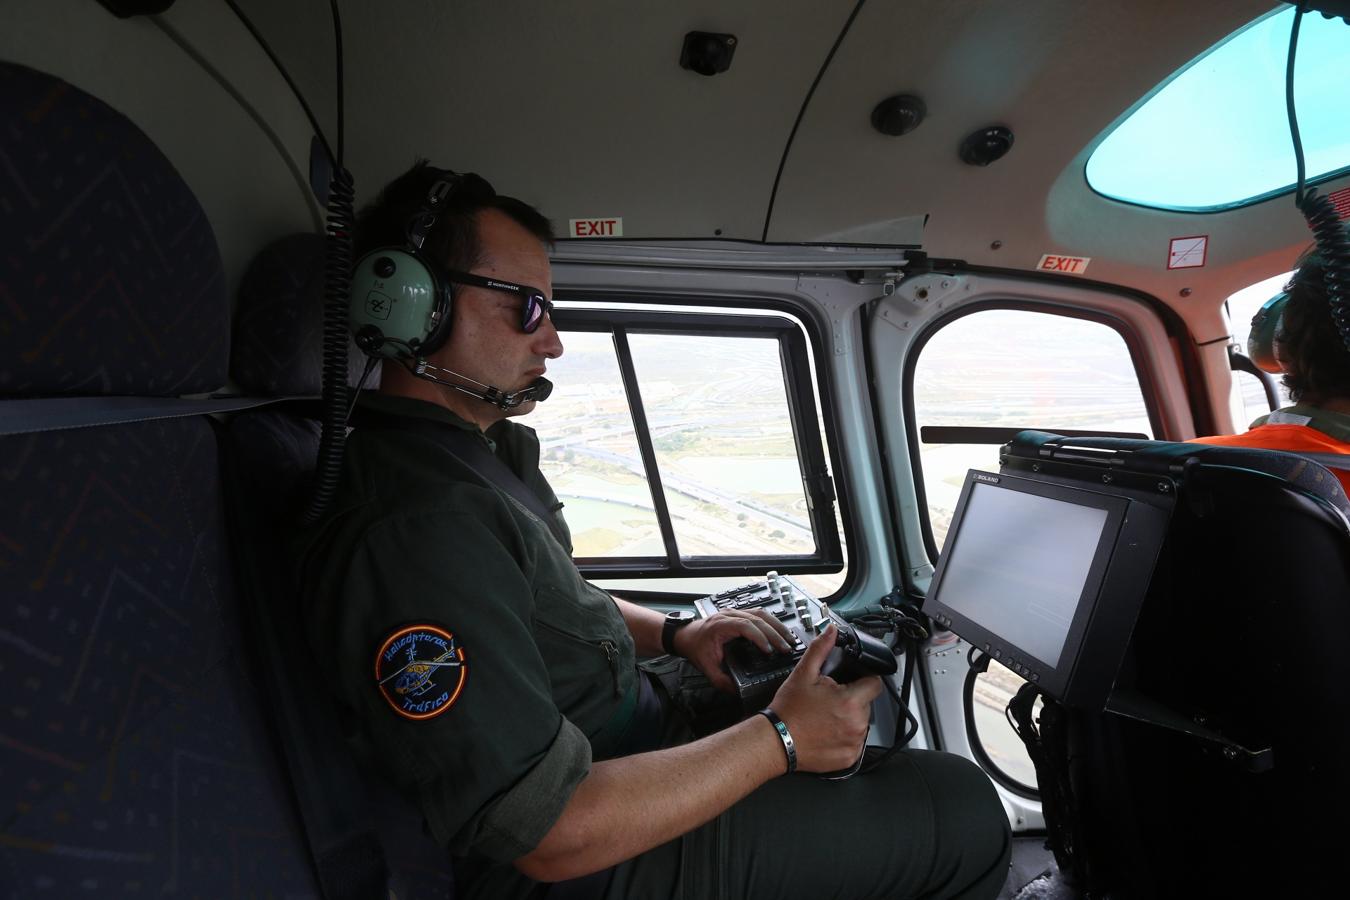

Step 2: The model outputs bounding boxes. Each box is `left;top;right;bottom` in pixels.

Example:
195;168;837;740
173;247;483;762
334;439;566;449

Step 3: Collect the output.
0;61;319;896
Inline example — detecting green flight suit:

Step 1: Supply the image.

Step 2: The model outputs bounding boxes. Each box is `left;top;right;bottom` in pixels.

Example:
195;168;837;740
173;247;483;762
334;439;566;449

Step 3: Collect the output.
298;394;642;898
299;394;1011;900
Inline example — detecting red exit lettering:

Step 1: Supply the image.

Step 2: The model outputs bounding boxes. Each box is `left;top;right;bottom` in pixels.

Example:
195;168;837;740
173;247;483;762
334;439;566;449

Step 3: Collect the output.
570;218;623;238
1036;254;1091;274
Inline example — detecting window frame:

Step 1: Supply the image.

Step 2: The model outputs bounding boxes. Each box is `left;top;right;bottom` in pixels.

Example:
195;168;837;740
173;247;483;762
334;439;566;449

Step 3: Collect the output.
1228;344;1282;414
903;299;1166;564
549;304;848;584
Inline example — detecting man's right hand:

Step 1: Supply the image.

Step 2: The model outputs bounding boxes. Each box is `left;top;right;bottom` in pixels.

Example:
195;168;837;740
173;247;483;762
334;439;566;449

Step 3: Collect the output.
518;620;880;881
766;623;882;773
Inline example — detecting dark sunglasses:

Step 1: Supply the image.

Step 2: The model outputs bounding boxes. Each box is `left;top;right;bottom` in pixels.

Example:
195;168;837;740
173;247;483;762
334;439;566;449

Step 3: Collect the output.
445;270;555;334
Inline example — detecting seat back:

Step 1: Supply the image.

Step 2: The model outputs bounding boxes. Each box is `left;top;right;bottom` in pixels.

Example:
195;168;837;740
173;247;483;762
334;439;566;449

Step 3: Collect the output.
1004;432;1350;895
225;231;454;899
0;61;319;897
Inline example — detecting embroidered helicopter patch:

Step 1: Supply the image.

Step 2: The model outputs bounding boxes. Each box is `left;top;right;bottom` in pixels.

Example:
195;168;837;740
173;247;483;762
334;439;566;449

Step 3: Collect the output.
374;624;467;721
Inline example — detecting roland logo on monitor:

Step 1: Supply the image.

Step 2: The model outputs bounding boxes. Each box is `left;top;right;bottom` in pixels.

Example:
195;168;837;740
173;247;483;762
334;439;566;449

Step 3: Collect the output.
973;472;1000;484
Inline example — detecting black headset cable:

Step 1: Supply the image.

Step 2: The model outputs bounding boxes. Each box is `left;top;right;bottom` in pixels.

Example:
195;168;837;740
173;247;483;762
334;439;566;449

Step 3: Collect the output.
307;0;356;523
1284;2;1350;356
220;0;353;523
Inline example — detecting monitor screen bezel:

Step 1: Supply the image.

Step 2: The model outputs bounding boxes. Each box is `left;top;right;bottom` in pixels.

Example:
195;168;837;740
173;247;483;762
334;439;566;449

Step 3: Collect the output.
925;469;1131;702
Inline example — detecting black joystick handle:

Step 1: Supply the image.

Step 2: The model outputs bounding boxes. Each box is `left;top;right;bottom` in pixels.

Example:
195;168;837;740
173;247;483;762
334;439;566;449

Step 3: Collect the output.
822;622;898;684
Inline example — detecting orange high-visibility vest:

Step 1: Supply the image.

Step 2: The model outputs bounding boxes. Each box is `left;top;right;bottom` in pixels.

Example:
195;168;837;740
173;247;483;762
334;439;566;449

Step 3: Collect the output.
1191;423;1350;496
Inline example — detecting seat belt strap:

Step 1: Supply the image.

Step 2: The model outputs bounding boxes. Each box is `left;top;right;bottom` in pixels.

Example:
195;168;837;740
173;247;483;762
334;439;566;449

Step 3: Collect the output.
1292;450;1350;472
356;411;571;548
0;394;297;436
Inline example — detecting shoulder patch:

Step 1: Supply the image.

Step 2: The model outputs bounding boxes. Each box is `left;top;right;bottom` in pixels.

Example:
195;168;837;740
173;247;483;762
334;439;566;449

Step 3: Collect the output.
374;624;467;721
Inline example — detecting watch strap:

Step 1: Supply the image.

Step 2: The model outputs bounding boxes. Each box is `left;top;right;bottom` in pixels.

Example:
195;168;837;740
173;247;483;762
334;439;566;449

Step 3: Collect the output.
661;614;691;656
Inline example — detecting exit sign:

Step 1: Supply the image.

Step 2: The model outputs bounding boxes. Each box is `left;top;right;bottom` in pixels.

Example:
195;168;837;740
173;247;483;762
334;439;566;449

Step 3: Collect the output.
569;217;624;238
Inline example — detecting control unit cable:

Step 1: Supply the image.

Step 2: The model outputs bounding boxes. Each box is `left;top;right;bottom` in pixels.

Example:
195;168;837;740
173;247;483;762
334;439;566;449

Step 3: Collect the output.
840;592;928;777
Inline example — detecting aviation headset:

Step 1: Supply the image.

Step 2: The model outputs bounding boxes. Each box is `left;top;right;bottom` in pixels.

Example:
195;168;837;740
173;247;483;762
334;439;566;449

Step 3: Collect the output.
348;171;478;360
1247;290;1289;374
1245;251;1350;375
346;169;554;409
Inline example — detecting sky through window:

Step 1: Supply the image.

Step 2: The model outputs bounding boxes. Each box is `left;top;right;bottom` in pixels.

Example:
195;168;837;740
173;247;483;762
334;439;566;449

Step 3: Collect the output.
1086;8;1350;211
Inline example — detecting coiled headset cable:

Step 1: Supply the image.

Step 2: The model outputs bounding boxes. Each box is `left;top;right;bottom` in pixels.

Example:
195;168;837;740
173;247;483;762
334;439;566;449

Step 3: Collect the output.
1285;2;1350;357
222;0;356;524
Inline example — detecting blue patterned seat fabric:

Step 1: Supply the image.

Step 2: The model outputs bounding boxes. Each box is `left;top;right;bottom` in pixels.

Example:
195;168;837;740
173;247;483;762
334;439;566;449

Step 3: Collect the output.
0;61;320;897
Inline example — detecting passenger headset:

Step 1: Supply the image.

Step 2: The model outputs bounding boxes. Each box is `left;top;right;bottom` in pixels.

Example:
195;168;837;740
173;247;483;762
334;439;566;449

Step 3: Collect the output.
1247;286;1293;374
1246;247;1350;374
347;170;553;409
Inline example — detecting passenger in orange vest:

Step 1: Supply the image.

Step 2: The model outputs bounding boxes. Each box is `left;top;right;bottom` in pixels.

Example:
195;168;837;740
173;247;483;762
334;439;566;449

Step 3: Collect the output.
1193;244;1350;496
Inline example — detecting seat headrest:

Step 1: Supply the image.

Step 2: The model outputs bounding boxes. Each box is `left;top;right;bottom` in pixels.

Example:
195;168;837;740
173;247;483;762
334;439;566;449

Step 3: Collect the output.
231;232;374;397
1010;430;1350;518
0;61;227;397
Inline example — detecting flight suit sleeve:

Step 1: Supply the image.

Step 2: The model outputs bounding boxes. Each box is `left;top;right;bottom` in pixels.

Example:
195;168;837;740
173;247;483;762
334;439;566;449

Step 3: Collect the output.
325;507;590;862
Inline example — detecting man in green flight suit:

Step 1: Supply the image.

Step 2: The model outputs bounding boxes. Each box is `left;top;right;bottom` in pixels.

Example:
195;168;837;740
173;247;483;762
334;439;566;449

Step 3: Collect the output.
298;162;1011;899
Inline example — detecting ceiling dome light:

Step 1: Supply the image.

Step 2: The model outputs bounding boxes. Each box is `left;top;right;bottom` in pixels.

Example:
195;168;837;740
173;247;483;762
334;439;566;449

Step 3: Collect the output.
871;94;927;137
959;126;1015;167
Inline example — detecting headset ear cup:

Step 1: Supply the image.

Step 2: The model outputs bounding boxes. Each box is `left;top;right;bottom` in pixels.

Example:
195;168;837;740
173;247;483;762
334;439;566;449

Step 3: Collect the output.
1247;292;1289;374
349;249;441;358
417;278;456;357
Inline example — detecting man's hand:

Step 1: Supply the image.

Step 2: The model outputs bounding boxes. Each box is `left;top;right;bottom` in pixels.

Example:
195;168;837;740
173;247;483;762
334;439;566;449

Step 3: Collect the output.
766;623;882;773
672;608;796;693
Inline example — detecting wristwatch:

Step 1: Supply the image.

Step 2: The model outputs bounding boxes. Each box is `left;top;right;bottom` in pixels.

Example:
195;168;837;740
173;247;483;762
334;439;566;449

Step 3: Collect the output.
661;609;697;656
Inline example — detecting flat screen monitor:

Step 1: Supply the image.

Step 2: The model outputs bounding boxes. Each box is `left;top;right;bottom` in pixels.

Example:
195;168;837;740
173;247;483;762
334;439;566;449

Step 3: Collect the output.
925;470;1170;709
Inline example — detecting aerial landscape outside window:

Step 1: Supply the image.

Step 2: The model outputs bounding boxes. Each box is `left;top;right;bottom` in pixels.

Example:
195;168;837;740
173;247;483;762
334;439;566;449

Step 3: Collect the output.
1086;6;1350;211
628;333;815;557
529;313;846;598
914;309;1153;552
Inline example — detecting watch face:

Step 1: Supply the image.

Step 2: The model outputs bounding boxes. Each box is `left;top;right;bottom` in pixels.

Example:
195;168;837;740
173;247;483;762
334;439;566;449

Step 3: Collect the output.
668;610;696;623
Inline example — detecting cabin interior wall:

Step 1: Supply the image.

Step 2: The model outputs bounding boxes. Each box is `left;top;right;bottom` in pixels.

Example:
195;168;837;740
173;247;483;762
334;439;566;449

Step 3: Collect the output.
1;0;321;326
329;0;849;240
772;0;1338;419
3;0;1334;430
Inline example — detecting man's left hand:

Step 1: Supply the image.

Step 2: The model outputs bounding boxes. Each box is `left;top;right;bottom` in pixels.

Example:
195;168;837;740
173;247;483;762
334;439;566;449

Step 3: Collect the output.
672;609;796;694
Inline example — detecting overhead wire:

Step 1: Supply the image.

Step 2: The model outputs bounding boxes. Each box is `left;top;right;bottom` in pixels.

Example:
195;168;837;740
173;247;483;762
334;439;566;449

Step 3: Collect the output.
221;0;337;168
760;0;869;242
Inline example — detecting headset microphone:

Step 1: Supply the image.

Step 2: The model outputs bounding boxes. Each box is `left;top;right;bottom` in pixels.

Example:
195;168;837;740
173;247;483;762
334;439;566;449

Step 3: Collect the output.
410;359;552;410
354;326;551;409
517;377;554;404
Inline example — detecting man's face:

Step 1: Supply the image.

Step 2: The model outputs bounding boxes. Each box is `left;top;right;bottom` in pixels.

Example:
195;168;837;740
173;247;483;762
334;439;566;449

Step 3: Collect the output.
432;208;563;419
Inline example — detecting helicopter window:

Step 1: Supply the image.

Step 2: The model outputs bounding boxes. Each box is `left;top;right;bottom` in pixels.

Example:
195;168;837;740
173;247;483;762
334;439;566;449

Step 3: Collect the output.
913;311;1149;796
911;308;1153;553
1233;368;1280;423
526;305;848;600
1086;6;1350;211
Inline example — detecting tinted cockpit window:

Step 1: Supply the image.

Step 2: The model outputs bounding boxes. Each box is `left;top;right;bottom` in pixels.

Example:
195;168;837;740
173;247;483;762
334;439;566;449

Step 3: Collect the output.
1086;7;1350;211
